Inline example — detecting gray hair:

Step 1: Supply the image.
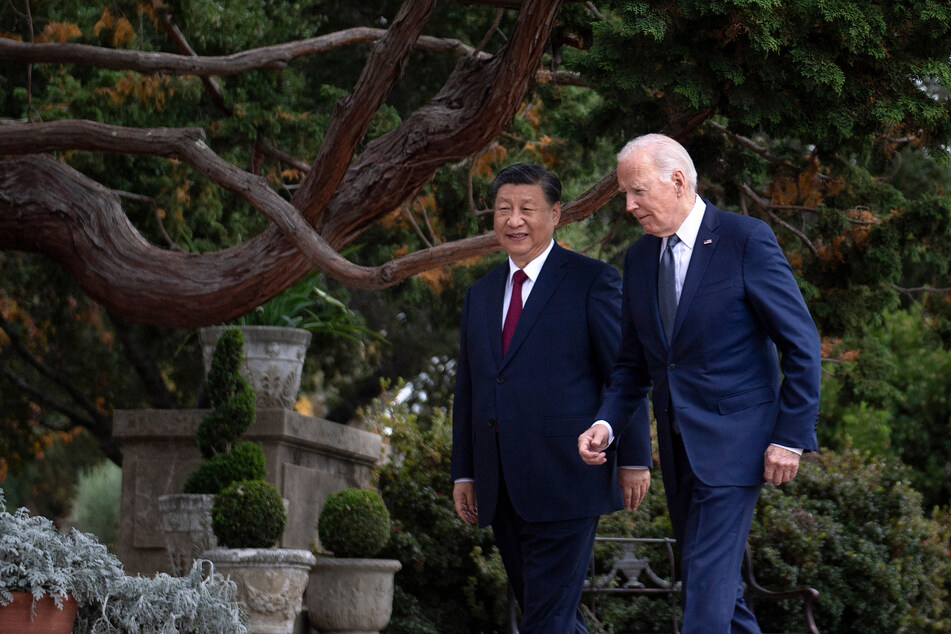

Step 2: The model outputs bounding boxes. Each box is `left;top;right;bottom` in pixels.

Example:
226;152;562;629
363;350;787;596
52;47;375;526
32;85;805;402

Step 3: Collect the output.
617;134;697;193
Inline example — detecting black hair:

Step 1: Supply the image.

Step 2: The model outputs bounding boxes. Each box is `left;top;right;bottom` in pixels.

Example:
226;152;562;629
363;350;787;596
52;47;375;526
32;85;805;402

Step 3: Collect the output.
488;163;562;207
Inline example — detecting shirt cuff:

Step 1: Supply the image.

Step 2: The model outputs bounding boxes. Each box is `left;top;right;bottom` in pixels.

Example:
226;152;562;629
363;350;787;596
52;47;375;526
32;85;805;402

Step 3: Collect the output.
770;443;803;455
592;420;614;445
454;478;475;483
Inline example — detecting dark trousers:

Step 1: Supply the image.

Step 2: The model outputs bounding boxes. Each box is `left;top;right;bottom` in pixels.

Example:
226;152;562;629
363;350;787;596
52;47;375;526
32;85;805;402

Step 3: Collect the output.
666;430;763;634
491;476;598;634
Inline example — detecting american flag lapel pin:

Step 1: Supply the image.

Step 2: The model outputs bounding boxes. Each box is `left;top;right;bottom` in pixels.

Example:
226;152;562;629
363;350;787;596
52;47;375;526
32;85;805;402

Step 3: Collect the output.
703;239;712;245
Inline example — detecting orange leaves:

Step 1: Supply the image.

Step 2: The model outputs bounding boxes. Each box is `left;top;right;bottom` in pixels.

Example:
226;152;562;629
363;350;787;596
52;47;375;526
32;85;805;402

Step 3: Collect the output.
94;9;135;48
38;22;82;43
472;143;508;180
822;337;860;363
101;73;174;111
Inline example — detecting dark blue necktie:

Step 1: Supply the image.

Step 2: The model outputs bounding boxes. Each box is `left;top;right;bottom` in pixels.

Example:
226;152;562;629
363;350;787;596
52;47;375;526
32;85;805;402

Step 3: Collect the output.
659;234;680;343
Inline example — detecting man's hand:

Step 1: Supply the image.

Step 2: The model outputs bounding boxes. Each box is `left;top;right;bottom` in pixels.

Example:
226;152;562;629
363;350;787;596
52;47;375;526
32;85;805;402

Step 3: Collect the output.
578;425;611;465
618;468;650;511
453;481;479;524
763;445;801;486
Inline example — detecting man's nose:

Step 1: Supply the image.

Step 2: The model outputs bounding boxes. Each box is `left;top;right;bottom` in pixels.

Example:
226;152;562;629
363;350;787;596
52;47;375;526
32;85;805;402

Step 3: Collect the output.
626;195;638;211
507;210;525;225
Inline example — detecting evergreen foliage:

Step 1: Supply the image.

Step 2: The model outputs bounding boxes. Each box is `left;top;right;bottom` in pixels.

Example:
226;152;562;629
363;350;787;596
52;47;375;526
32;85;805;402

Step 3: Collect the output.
182;440;266;495
70;460;122;551
318;488;391;559
211;479;287;549
196;328;255;458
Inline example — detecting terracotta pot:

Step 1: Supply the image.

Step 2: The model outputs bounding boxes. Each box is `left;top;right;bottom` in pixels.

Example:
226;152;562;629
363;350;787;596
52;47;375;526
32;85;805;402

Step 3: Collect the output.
0;592;77;633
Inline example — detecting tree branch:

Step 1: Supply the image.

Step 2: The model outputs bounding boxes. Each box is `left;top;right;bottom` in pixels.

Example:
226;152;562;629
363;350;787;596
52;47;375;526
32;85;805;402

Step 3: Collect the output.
293;0;438;219
739;184;819;256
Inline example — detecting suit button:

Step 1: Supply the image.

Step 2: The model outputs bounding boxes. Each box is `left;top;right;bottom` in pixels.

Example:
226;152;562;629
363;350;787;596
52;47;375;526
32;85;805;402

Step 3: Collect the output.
668;363;676;371
497;374;505;384
487;419;496;428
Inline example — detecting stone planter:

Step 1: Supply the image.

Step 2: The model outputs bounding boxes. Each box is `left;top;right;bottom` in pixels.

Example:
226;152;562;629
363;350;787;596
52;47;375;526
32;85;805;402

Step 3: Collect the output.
157;493;217;576
202;547;315;634
199;326;312;410
306;557;402;633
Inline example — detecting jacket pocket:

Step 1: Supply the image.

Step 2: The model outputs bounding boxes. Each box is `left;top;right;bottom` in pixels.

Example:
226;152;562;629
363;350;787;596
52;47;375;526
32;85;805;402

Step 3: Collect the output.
718;385;774;415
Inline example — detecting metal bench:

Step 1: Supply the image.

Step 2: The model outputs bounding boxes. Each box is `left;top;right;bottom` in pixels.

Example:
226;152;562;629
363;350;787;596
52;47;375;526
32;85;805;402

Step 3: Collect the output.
583;536;820;634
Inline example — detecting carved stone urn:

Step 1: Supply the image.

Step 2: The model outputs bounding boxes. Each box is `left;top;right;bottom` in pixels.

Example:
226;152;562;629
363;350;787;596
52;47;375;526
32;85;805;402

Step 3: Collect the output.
306;557;402;633
157;493;217;576
202;547;316;634
199;326;312;410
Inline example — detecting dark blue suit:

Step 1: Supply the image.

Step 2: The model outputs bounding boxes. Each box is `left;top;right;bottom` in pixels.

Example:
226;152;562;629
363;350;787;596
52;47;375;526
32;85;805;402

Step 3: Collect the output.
598;200;821;633
452;243;649;632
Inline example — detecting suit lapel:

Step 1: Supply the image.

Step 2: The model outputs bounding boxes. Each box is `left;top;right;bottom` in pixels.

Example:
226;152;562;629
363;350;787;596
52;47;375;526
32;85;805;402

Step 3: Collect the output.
672;201;721;341
484;263;508;370
500;244;569;368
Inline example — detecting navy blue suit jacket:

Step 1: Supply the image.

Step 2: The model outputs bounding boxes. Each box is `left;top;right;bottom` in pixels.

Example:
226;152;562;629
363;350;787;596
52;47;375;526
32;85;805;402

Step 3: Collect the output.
597;200;820;494
451;243;650;527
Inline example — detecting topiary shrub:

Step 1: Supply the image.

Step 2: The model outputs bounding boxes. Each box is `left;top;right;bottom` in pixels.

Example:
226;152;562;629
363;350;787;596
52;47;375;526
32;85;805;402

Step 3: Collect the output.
318;488;391;558
211;480;287;549
183;441;266;495
196;328;255;458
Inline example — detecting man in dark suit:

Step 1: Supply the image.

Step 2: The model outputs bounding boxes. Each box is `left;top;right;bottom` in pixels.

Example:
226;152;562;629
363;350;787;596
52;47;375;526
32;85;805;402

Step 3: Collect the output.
578;134;821;634
451;163;650;633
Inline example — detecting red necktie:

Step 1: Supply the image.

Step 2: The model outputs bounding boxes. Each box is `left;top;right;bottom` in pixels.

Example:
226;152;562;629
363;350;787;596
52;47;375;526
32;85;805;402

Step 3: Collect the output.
502;270;528;355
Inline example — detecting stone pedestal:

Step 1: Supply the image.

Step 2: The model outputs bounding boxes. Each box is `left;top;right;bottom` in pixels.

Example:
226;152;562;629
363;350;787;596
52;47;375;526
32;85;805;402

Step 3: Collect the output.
115;408;382;576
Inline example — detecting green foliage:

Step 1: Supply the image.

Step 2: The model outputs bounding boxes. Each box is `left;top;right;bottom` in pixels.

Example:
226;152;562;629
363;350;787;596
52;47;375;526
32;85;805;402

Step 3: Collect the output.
70;460;122;551
183;441;266;495
365;381;508;633
820;310;951;509
318;488;392;559
750;451;951;633
197;328;255;458
211;479;287;549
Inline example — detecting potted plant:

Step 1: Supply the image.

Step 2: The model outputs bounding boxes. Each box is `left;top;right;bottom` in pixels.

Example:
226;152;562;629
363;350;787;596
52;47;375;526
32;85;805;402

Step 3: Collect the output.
306;487;402;634
199;271;378;411
201;480;316;633
1;492;248;633
159;327;267;575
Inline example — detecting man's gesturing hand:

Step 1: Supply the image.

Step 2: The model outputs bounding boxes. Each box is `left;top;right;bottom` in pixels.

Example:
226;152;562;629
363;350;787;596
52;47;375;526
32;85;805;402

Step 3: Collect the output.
578;425;611;465
453;481;479;524
763;445;801;486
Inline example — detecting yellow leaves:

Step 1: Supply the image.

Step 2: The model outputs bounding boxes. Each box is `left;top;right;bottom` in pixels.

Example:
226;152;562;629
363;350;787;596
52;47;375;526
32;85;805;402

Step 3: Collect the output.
38;22;81;43
101;73;174;111
95;9;135;48
418;266;452;293
845;206;881;249
280;168;304;183
0;31;23;42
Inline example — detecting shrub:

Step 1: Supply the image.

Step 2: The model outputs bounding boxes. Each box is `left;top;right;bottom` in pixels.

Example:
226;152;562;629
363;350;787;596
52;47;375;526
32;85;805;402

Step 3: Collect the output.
211;480;286;549
70;460;122;550
750;450;951;633
318;488;391;558
183;441;266;495
196;328;255;458
365;382;508;633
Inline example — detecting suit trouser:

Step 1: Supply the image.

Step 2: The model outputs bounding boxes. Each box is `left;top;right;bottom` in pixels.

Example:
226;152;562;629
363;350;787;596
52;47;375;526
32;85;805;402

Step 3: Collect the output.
666;430;763;634
491;474;598;634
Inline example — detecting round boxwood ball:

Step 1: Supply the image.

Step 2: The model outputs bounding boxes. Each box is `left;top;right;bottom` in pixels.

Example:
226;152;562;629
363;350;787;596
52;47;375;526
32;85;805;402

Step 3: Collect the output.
318;488;391;558
212;479;286;548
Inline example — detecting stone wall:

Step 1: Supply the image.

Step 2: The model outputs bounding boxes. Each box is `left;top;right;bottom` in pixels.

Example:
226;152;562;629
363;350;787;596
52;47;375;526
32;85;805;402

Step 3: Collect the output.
114;408;382;575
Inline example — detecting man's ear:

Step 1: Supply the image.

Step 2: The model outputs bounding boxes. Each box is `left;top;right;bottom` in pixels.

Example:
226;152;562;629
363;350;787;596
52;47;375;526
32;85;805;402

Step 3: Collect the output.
551;201;562;225
671;169;687;195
